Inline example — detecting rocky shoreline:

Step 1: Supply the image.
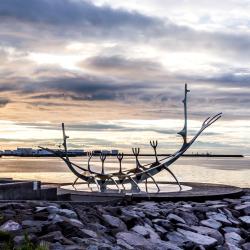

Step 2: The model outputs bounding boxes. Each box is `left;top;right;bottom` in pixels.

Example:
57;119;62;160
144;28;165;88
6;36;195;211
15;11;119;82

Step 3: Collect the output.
0;190;249;250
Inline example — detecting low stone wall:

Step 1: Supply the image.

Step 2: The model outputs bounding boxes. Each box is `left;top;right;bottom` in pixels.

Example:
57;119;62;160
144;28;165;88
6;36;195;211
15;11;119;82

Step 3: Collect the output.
0;180;57;200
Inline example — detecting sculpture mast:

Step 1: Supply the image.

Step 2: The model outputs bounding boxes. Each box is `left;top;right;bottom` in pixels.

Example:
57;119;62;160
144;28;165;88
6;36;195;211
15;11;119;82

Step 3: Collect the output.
178;83;190;146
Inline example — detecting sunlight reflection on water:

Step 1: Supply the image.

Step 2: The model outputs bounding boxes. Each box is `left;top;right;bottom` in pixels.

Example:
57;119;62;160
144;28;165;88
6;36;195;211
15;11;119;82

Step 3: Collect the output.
0;156;249;187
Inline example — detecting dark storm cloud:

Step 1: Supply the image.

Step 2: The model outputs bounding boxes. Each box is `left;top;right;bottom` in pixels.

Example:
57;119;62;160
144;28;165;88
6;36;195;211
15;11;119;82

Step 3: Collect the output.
1;66;165;102
156;30;250;60
0;97;10;107
1;0;250;59
0;0;157;28
0;84;16;92
0;0;162;49
2;67;249;114
30;92;120;102
0;50;249;117
0;57;164;103
83;55;161;71
38;75;151;102
30;93;91;101
31;93;71;100
29;101;80;107
198;72;250;87
43;76;140;93
15;121;178;135
82;54;250;91
0;23;249;118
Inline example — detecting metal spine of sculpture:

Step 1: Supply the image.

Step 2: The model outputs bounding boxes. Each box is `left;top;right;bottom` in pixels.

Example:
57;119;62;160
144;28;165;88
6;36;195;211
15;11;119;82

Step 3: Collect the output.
40;84;222;193
178;83;190;147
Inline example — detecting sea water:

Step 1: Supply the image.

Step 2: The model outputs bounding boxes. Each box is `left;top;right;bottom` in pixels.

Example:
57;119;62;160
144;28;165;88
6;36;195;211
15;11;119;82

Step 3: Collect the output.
0;156;249;188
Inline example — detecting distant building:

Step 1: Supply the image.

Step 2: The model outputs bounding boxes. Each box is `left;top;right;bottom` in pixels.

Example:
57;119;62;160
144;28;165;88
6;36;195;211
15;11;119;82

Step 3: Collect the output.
68;149;84;154
12;149;19;155
101;150;110;154
2;148;84;157
36;149;53;156
93;150;102;155
4;150;13;155
67;149;84;156
111;150;119;155
15;148;33;156
92;149;119;155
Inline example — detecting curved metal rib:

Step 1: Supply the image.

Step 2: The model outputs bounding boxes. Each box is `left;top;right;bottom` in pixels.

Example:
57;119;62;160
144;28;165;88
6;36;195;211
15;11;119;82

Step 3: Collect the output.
39;146;92;183
164;167;182;191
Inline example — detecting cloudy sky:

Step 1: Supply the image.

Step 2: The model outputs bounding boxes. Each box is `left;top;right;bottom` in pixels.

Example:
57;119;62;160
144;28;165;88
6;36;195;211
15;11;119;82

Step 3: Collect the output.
0;0;249;154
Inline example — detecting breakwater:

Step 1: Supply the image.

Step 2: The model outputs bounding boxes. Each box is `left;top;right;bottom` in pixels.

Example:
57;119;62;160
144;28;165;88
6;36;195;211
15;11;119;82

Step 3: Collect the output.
0;190;249;249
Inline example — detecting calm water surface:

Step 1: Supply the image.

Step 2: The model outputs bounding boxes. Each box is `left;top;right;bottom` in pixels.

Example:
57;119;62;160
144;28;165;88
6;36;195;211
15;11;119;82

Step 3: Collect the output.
0;156;249;188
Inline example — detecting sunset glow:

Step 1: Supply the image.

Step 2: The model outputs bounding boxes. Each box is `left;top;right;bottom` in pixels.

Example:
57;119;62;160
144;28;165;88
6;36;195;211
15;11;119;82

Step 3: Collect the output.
0;0;249;154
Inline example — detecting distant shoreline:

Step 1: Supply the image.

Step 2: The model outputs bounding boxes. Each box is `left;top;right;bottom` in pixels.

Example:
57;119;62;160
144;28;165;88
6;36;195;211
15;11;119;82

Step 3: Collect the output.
0;153;244;158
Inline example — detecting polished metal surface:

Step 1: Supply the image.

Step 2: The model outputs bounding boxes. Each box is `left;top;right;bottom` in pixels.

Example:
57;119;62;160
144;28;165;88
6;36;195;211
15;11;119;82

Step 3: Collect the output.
40;84;222;193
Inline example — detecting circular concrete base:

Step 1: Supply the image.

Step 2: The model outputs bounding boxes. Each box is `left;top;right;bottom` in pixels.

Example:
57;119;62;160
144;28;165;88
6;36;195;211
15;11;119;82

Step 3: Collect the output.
61;182;192;193
58;182;243;203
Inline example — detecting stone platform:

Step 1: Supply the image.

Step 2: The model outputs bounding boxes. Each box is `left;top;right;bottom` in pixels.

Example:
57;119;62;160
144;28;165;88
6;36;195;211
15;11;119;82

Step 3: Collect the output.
58;182;243;203
0;179;57;200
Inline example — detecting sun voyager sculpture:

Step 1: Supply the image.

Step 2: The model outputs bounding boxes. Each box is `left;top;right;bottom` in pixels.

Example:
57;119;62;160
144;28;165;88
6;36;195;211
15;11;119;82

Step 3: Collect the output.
40;84;222;193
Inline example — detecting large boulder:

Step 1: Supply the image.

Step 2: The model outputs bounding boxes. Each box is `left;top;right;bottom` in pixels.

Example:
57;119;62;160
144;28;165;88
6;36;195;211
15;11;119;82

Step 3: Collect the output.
102;214;127;232
224;232;243;246
21;220;47;234
116;232;153;249
220;243;242;250
0;220;22;232
154;240;182;250
58;209;78;219
56;217;86;238
207;212;232;226
176;211;199;225
81;229;98;238
152;219;173;230
153;224;167;235
222;227;242;235
89;222;108;234
191;225;224;245
200;219;222;229
36;205;59;214
165;231;188;246
39;230;74;245
167;214;186;224
239;216;250;226
242;242;250;250
177;228;218;247
131;224;160;242
234;204;250;211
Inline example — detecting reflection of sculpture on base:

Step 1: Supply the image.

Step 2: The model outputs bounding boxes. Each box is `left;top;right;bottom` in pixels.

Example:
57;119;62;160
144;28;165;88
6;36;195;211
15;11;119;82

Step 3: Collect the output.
40;84;222;193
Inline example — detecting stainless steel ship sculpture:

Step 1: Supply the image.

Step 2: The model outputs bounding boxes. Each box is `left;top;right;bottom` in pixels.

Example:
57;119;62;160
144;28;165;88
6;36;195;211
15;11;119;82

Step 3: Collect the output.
40;84;222;193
